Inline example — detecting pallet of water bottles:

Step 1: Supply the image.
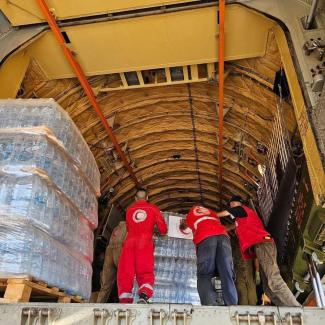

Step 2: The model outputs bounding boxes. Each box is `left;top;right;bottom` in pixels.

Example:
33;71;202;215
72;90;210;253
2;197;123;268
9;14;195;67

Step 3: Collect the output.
132;235;200;304
0;99;100;302
154;235;199;304
0;277;85;303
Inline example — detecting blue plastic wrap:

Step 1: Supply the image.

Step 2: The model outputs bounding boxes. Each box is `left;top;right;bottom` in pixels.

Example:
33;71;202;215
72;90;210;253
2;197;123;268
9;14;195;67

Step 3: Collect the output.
0;129;98;229
0;170;93;261
0;219;92;299
0;99;100;194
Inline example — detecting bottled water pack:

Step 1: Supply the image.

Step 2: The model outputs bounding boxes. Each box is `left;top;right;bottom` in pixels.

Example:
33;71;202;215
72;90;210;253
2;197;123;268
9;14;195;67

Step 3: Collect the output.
152;235;201;305
0;219;92;299
0;129;98;228
0;99;99;300
133;212;225;305
0;99;100;194
0;171;93;261
133;212;200;304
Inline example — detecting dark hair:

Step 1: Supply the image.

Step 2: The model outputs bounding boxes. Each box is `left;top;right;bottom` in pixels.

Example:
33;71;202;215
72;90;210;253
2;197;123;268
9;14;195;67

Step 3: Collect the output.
136;188;147;194
229;195;243;204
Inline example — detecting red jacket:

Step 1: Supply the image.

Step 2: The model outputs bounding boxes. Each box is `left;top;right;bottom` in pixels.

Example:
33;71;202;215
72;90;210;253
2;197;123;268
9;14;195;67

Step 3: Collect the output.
125;200;167;241
236;205;272;260
186;205;228;245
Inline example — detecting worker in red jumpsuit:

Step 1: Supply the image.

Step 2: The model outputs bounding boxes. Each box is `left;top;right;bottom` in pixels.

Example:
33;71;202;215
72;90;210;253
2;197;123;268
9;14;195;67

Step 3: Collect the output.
216;195;300;306
181;205;238;306
117;188;167;304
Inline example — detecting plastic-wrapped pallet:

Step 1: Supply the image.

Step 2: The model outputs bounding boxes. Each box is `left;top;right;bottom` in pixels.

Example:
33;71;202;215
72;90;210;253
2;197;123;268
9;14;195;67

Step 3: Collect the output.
0;99;100;194
133;212;224;305
153;235;201;305
0;219;92;299
0;99;99;301
0;128;98;228
132;235;200;304
0;170;93;261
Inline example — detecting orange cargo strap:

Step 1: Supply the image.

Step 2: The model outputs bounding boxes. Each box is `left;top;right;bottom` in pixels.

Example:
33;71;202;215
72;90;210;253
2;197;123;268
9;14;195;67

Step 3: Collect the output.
36;0;141;189
218;0;225;206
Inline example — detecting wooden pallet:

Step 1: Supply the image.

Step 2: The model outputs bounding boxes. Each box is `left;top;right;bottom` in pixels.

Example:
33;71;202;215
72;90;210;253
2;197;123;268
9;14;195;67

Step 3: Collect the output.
0;277;85;303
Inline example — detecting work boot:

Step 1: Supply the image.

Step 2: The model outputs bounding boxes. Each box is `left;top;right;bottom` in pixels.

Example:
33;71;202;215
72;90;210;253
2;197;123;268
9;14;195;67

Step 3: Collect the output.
137;293;149;304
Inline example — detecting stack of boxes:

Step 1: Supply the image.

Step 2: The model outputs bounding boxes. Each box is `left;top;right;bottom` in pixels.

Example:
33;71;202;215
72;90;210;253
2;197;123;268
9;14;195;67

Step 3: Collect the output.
132;212;224;305
0;99;100;300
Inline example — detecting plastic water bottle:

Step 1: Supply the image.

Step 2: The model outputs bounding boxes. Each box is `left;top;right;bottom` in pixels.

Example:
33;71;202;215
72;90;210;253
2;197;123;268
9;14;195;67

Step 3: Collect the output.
179;239;186;258
172;238;179;258
161;257;169;281
160;238;167;256
154;238;161;256
165;238;172;257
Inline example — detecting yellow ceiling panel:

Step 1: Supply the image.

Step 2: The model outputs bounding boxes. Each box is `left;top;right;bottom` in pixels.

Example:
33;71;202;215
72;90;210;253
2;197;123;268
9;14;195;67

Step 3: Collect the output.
0;0;199;26
26;5;274;79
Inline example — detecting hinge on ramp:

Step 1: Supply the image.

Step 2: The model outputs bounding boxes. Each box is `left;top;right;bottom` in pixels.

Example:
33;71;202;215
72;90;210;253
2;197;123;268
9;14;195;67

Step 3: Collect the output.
21;307;61;325
148;308;191;325
232;311;304;325
149;309;167;325
93;308;136;325
282;312;304;325
171;309;192;325
93;309;113;325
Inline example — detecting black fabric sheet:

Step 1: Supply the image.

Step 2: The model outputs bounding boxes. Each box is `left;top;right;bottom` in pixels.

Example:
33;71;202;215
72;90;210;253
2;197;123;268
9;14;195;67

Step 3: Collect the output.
266;156;297;260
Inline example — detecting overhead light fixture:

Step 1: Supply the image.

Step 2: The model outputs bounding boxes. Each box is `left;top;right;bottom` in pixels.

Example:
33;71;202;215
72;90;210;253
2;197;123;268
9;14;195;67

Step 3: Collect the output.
258;164;266;176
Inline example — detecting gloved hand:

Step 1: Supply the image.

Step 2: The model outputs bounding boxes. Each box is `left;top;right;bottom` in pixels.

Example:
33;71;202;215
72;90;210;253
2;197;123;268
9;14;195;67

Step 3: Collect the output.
255;271;261;285
179;219;188;231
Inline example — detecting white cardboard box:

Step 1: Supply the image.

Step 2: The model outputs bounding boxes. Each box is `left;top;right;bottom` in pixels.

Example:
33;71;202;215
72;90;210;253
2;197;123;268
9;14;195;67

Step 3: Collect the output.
167;215;193;239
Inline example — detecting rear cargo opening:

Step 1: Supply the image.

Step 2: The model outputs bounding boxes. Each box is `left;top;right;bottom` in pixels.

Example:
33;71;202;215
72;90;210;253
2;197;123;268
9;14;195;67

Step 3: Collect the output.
0;1;324;323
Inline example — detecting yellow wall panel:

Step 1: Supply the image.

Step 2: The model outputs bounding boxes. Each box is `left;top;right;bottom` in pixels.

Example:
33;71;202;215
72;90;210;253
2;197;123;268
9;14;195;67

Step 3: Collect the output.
27;5;273;79
0;50;30;98
0;0;199;26
274;26;325;205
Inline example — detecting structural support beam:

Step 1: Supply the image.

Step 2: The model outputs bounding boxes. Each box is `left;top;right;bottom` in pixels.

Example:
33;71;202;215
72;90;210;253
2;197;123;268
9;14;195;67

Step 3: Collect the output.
36;0;140;189
218;0;225;206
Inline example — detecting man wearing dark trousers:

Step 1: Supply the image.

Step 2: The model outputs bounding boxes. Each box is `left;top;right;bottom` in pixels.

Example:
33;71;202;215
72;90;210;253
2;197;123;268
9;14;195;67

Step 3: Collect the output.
216;196;300;307
181;205;238;306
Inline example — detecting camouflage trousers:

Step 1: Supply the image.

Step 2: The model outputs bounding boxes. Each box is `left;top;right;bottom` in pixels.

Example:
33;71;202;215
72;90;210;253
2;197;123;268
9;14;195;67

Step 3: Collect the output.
97;245;122;303
255;242;300;307
235;259;257;305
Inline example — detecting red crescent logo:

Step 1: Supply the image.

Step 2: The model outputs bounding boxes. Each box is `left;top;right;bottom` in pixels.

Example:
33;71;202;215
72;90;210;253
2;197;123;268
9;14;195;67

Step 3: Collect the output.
132;209;147;223
193;206;210;216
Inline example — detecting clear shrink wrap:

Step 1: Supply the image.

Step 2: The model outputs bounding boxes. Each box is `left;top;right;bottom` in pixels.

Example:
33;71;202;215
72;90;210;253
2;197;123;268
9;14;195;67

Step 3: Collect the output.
0;170;93;261
151;236;201;305
0;99;100;194
131;213;201;304
0;129;98;228
0;219;92;299
132;212;224;305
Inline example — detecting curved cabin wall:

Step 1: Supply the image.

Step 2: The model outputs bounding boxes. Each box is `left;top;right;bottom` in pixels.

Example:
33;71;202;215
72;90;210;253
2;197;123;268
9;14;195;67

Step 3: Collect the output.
0;4;323;209
0;1;324;302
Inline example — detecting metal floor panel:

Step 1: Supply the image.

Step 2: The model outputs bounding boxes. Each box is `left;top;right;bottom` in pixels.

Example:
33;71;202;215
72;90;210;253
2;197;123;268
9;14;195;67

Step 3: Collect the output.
0;303;324;325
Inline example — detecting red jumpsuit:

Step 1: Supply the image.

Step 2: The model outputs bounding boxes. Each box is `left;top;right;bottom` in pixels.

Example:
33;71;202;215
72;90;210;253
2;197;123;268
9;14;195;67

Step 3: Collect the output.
117;199;167;303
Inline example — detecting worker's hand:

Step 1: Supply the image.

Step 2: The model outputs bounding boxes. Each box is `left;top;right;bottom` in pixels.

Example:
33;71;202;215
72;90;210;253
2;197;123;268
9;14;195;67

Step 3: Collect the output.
255;271;261;285
179;219;188;231
225;223;236;232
